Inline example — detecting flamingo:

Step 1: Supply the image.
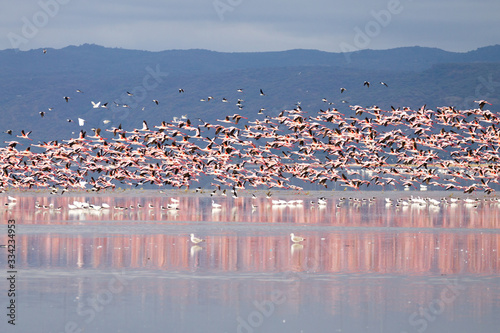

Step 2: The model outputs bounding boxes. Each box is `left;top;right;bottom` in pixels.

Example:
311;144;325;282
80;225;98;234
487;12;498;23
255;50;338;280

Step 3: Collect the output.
474;100;491;110
17;130;32;140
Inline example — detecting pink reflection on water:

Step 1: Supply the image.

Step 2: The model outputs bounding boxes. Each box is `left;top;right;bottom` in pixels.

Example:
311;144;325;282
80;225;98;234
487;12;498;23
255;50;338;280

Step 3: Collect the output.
0;192;498;276
1;192;498;330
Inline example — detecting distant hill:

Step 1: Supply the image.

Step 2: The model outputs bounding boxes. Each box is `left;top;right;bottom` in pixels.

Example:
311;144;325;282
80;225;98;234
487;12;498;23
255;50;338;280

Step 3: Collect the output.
0;44;499;143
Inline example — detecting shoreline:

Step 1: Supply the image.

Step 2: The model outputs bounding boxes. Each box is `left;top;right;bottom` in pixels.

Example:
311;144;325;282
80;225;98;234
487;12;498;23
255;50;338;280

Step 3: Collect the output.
1;188;497;200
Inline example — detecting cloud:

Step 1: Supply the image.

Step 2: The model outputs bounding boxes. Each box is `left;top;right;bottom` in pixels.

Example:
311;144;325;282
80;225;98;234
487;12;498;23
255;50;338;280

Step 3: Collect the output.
1;0;499;52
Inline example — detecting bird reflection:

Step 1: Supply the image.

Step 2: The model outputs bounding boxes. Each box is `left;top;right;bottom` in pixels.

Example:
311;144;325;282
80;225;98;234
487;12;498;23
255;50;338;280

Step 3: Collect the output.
190;245;202;257
3;194;499;277
291;243;304;254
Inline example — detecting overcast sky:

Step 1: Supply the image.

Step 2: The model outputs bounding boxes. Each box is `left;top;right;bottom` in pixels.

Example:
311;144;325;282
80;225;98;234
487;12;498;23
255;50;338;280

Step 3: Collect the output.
1;0;499;53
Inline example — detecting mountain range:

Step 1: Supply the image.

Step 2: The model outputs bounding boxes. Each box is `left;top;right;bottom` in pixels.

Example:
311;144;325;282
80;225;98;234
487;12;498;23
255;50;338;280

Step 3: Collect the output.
1;43;499;143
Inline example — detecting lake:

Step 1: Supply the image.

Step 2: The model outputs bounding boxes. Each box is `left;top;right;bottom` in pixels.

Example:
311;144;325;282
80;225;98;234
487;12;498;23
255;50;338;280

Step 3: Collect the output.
0;190;499;333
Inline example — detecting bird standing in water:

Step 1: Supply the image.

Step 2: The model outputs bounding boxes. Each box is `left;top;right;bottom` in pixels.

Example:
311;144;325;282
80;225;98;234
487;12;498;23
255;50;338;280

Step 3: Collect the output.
290;233;305;243
190;234;205;244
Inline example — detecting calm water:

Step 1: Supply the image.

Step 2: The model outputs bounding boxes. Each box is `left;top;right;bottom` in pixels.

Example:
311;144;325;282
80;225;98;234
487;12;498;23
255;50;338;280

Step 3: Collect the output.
0;190;499;333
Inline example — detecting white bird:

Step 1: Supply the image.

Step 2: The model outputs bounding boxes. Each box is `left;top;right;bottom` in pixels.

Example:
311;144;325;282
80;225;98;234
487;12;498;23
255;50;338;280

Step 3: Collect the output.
73;200;90;209
91;101;101;108
7;196;17;202
78;118;85;126
427;198;440;206
212;200;222;209
410;196;426;204
190;233;205;244
161;204;179;210
4;201;16;208
290;233;305;243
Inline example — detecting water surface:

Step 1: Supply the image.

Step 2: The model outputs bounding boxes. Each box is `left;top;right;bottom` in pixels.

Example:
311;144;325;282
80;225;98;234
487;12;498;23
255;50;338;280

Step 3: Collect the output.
0;190;498;332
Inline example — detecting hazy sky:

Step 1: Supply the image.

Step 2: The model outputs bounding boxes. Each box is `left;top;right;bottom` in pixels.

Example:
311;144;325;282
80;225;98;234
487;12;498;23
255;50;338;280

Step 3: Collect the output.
1;0;499;53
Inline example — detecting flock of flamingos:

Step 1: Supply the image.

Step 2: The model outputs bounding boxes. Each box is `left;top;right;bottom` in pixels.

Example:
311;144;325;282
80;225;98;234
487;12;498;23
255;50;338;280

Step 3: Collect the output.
0;86;498;195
